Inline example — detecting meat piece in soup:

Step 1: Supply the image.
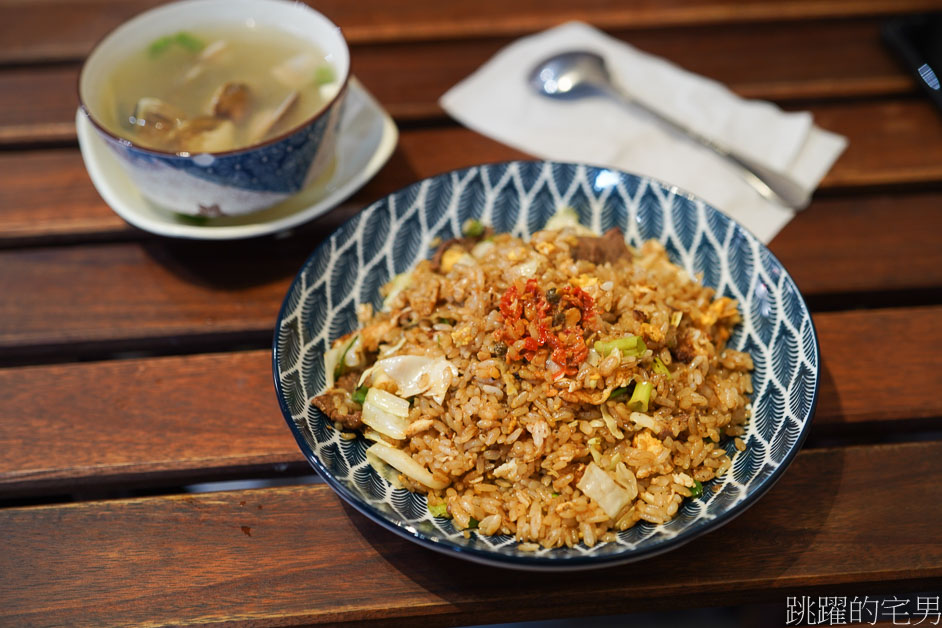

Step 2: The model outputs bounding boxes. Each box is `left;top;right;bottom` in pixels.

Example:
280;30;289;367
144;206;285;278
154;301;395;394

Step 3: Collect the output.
100;25;338;153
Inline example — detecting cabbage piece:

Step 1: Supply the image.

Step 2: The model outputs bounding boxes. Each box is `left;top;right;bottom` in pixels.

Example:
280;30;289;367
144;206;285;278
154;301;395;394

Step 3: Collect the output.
382;271;412;311
367;441;448;490
322;340;347;390
365;388;410;417
341;335;363;370
507;257;540;281
629;411;658;432
471;240;494;258
544;206;596;235
360;355;457;405
577;462;631;519
362;389;410;440
600;404;624;440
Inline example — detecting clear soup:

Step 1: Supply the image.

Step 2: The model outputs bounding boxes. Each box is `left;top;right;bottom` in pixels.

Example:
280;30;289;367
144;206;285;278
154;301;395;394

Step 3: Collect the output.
97;24;337;154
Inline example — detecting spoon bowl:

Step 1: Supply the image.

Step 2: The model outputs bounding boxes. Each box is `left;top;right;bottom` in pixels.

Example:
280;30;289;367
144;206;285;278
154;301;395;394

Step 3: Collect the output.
528;51;614;99
528;50;806;209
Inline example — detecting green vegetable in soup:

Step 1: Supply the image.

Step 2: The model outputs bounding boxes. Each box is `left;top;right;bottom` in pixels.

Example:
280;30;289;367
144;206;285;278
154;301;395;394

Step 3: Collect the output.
109;24;335;153
148;31;204;58
174;213;210;225
174;32;205;52
313;65;336;85
148;36;175;58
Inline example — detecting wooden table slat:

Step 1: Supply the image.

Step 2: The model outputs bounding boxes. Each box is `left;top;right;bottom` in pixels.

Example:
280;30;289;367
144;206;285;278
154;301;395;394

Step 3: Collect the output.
1;440;940;626
2;171;942;359
2;306;938;495
1;0;938;65
0;17;917;145
4;94;942;248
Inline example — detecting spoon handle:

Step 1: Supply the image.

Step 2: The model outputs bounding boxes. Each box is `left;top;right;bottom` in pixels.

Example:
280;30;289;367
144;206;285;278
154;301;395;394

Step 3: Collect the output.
604;84;807;210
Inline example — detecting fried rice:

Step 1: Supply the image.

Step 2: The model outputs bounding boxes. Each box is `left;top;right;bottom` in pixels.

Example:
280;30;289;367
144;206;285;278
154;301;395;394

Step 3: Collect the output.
312;217;753;549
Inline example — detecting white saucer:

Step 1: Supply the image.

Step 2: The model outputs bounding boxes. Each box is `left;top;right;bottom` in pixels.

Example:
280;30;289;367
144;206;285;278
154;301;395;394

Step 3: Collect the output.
76;76;398;240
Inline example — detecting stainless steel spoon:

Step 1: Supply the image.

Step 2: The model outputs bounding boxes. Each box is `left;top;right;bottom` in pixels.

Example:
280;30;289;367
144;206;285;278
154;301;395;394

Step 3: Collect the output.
528;51;806;209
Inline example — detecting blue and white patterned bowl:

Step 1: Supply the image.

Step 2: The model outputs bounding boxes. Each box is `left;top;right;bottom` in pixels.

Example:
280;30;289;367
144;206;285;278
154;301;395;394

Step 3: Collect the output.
79;0;349;217
272;161;819;570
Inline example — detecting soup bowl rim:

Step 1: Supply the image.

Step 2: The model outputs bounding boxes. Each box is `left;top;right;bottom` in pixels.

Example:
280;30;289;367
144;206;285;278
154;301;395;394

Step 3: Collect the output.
77;0;351;158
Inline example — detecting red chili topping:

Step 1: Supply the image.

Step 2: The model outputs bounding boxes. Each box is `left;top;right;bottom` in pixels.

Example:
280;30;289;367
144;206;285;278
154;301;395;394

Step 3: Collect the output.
496;279;596;377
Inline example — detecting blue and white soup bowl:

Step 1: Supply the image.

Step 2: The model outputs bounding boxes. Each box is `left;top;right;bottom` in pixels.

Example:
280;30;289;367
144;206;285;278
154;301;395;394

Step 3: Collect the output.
78;0;350;217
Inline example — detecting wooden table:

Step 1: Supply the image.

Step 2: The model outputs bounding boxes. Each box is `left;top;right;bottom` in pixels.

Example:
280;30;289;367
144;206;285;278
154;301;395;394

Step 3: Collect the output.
2;1;941;625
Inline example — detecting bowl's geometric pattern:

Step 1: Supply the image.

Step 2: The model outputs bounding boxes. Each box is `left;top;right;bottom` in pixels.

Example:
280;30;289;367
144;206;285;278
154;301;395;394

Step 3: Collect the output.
273;161;819;570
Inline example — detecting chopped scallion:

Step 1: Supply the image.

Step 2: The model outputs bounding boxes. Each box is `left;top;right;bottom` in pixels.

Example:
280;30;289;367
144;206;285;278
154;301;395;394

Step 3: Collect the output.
689;479;703;498
467;517;479;529
427;499;449;518
594;335;646;358
351;386;369;405
609;381;636;400
174;32;204;52
627;381;653;413
147;36;174;58
652;356;671;378
313;65;335;85
334;335;359;379
148;31;204;58
462;218;485;238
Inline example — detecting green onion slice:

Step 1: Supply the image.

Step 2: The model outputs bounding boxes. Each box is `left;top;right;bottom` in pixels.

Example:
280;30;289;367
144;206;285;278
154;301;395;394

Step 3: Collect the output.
351;386;368;405
462;218;486;238
627;381;653;413
652;356;671;378
689;479;703;498
594;336;646;358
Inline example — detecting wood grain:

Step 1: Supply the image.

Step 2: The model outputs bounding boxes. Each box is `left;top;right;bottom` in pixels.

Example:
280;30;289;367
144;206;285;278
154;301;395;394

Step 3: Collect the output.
3;97;942;250
1;0;938;64
0;18;914;145
1;307;938;495
812;307;942;425
0;188;940;358
0;352;304;495
1;441;939;626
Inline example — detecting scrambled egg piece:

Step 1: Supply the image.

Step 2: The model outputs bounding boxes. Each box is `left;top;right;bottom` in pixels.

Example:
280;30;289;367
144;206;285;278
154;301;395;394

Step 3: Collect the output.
569;274;598;289
450;324;474;346
696;297;739;327
535;241;556;256
632;430;667;479
440;247;466;273
641;322;665;343
633;430;664;456
506;247;526;262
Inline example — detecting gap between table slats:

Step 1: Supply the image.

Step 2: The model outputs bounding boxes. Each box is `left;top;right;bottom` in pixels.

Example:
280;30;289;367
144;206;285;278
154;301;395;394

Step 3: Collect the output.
0;16;917;146
0;306;938;495
0;0;938;64
3;94;942;246
0;440;939;626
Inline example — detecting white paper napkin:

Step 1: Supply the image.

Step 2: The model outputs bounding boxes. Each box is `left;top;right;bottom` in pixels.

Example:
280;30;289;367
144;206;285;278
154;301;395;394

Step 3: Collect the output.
440;21;848;243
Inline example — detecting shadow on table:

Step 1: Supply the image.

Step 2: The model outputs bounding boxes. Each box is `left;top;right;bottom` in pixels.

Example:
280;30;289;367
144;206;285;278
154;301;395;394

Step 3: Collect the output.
136;144;423;290
340;420;845;625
